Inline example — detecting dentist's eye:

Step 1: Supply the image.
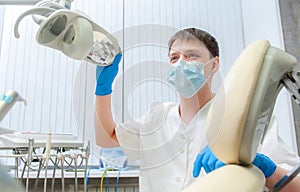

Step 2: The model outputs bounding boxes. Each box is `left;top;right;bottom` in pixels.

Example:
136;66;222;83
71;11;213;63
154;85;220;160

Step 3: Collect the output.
188;53;199;59
169;56;178;64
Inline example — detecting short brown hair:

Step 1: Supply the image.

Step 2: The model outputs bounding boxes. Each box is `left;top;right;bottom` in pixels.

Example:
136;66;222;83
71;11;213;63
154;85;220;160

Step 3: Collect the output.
168;28;219;57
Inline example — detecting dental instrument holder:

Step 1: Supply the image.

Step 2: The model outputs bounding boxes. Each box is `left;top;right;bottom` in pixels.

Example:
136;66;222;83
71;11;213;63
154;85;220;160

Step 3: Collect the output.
182;40;299;192
0;90;26;122
14;0;121;66
26;138;34;192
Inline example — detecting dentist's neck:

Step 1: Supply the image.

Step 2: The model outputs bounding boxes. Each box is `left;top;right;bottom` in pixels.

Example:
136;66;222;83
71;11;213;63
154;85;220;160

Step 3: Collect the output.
179;83;213;124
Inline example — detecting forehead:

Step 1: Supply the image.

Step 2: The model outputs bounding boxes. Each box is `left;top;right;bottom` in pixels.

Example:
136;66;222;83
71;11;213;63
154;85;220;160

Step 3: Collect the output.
169;39;210;56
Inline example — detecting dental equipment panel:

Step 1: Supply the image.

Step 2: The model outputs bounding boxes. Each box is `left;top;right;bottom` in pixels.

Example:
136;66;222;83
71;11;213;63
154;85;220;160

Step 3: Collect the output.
0;129;91;192
0;132;83;149
0;89;90;192
182;40;299;192
14;0;121;66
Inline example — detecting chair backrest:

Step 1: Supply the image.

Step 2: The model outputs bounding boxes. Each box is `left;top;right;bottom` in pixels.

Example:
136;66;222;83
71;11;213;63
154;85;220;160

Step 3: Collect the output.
206;40;297;164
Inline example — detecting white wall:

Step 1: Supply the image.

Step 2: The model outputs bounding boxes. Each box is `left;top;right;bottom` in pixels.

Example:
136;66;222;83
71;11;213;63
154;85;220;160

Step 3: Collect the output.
0;0;297;163
0;7;4;60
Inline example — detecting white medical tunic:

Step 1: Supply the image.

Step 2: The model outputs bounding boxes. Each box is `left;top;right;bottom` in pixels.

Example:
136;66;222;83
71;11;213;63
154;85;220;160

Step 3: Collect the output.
115;101;211;192
115;101;300;192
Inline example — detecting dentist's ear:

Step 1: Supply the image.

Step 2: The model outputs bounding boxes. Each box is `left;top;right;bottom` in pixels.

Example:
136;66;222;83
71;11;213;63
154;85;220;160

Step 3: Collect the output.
211;56;220;73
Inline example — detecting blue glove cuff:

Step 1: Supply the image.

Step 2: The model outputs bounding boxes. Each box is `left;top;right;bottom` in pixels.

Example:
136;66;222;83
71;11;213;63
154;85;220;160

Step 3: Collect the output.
95;83;113;96
253;153;276;178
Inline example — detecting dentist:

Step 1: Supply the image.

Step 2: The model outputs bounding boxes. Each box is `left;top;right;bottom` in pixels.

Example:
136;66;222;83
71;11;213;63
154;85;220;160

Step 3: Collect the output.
94;27;300;191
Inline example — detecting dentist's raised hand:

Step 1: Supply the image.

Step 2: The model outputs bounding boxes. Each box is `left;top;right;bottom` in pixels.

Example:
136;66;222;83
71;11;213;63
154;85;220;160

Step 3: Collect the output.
95;53;122;96
193;146;277;178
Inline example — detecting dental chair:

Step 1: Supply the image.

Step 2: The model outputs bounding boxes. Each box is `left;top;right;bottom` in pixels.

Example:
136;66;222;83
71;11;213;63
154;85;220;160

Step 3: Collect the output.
182;40;300;192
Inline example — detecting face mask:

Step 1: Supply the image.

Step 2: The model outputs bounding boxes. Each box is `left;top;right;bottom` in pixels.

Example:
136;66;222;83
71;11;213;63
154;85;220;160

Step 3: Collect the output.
167;59;213;98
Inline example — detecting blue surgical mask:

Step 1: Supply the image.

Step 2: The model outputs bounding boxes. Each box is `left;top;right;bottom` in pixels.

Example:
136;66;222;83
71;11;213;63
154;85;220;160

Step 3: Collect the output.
167;59;213;98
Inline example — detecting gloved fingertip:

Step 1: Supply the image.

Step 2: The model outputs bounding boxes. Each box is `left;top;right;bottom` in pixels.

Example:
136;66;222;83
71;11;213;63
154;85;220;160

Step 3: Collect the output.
192;168;200;178
193;164;201;178
215;160;225;169
202;153;211;173
193;151;206;178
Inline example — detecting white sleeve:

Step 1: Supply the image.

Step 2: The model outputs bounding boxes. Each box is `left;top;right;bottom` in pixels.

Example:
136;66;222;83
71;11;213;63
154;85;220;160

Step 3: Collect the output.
115;104;157;163
259;116;300;170
115;116;145;163
115;102;176;163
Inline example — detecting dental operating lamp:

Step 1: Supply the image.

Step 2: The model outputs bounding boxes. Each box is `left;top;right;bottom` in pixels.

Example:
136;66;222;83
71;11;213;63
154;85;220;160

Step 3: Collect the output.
14;0;121;66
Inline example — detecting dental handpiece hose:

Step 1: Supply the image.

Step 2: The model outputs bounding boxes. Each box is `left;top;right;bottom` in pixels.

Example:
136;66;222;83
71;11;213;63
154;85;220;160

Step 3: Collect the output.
269;163;300;192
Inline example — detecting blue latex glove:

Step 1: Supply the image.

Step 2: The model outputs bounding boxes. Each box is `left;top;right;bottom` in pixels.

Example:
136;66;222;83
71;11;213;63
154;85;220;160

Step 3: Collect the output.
253;153;277;178
193;146;225;177
193;146;277;178
95;53;122;96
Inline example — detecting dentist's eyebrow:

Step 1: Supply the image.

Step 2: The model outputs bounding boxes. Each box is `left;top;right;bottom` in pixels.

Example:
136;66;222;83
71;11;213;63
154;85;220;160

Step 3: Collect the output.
185;49;201;54
169;49;198;55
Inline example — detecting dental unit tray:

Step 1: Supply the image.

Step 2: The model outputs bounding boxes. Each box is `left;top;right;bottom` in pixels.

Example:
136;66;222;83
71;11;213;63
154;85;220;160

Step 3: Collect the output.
0;130;83;149
14;0;121;66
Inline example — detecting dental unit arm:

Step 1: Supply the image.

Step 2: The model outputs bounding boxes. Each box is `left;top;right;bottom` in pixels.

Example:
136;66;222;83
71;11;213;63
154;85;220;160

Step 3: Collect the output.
0;90;26;122
14;0;121;66
281;71;300;105
182;40;300;192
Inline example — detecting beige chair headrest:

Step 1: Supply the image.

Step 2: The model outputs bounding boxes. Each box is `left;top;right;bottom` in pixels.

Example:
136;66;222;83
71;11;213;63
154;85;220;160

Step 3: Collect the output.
206;40;297;164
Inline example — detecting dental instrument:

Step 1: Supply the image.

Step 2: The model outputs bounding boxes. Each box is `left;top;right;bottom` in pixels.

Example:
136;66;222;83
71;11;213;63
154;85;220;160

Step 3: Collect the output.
25;138;34;192
14;0;121;66
33;153;43;190
33;131;51;192
43;131;51;192
82;140;90;192
71;151;79;192
57;152;65;192
0;90;26;181
0;90;26;121
50;153;58;192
